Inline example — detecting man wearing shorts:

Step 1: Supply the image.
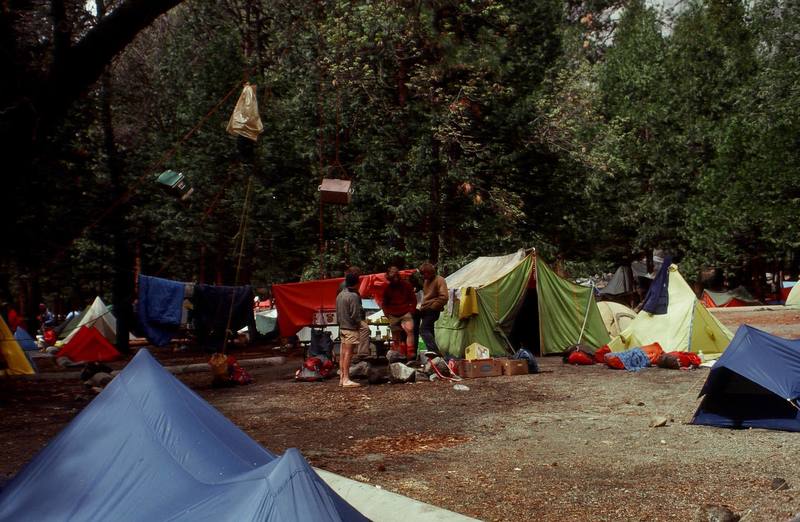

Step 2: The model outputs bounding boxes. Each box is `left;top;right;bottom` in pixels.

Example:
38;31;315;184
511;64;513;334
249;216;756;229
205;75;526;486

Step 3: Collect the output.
419;262;448;355
381;266;418;360
336;272;366;387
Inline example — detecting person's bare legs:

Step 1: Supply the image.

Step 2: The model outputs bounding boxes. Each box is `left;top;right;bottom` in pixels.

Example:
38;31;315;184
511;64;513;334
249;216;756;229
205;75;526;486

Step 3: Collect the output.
340;343;360;386
391;328;404;353
402;319;415;360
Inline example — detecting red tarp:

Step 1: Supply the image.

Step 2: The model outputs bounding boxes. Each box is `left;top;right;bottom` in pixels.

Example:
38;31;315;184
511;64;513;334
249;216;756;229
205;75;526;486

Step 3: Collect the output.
273;277;343;338
58;326;121;363
272;270;416;337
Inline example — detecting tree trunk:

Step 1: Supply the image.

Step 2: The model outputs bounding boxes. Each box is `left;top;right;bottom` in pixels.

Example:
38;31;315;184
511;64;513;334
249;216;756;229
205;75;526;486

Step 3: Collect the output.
98;0;133;354
429;139;442;264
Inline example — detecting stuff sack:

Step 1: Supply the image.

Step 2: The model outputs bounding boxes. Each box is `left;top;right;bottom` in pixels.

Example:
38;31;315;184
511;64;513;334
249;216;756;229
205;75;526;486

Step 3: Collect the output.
296;355;334;381
640;342;664;365
513;348;539;374
561;344;595;362
594;345;611;364
226;83;264;141
295;367;323;382
230;359;253;385
566;350;595;365
209;353;231;385
658;351;702;369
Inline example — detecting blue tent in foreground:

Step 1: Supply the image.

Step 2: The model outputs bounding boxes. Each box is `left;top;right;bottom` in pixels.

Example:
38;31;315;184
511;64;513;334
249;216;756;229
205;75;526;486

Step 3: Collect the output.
692;325;800;432
0;349;367;521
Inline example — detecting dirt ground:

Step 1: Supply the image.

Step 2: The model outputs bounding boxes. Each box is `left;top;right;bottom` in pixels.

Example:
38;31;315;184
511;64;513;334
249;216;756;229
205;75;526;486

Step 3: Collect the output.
3;307;800;521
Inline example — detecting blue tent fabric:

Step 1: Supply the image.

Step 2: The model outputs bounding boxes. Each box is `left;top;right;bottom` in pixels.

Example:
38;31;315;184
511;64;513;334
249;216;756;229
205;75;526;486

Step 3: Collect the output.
138;274;186;346
0;349;367;521
692;325;800;432
13;328;37;351
641;256;672;315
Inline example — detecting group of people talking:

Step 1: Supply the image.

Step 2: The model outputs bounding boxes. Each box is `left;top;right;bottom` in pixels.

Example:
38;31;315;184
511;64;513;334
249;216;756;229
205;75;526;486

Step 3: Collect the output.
335;263;448;387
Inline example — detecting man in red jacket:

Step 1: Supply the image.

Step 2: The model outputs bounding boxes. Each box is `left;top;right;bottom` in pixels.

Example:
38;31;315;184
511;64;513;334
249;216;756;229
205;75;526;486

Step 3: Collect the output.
381;266;418;360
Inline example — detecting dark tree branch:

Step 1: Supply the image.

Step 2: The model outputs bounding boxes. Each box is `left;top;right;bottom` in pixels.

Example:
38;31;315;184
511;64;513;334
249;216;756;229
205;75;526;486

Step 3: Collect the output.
37;0;184;132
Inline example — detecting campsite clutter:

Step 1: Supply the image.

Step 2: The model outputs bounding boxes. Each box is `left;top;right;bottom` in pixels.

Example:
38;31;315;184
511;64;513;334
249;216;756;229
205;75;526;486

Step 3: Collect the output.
278;259;549;387
561;260;729;372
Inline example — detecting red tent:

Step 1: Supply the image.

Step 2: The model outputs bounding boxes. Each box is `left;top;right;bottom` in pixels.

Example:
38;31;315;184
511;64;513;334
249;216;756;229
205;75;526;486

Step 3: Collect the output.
272;270;416;337
58;326;121;363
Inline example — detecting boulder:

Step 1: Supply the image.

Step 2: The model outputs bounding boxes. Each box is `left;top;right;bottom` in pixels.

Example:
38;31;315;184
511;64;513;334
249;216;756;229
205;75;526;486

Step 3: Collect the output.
389;363;416;383
349;361;370;379
386;350;406;364
88;372;113;387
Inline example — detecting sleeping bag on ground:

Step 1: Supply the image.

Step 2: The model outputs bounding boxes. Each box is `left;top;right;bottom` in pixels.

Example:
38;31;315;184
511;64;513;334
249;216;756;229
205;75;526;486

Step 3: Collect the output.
605;348;650;371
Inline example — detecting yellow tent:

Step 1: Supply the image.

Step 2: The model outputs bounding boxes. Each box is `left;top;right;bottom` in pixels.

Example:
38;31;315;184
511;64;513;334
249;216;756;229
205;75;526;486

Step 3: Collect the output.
0;316;35;376
609;265;733;359
597;301;636;338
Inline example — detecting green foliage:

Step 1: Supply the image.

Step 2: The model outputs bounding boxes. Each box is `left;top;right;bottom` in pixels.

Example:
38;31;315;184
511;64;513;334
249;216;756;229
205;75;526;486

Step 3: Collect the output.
7;0;800;307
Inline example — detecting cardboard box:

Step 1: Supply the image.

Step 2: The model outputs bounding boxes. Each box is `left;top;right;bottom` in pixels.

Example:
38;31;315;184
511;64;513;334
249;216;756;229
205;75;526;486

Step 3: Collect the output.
457;358;503;379
500;358;529;376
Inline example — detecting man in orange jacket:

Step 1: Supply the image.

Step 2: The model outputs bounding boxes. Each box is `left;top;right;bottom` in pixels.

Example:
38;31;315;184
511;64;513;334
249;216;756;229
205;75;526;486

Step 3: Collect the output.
381;266;418;359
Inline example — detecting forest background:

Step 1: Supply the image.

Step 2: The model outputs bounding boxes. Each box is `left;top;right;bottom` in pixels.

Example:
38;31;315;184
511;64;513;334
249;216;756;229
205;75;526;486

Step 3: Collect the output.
2;0;799;325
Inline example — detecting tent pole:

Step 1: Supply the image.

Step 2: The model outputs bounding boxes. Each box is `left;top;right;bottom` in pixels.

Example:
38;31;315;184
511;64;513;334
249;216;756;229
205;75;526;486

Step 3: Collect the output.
576;282;594;345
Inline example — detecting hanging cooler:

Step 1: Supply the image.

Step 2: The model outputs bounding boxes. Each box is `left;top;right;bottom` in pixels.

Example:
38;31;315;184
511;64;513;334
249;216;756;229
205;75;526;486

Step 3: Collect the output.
319;178;353;205
156;170;194;200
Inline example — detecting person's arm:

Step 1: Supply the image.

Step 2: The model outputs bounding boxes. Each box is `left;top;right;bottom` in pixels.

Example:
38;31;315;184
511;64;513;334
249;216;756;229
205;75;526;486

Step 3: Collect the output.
426;278;449;311
347;294;362;325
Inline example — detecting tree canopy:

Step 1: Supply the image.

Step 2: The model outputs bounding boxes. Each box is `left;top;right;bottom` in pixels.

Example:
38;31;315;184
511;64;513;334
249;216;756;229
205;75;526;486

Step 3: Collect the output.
2;0;799;311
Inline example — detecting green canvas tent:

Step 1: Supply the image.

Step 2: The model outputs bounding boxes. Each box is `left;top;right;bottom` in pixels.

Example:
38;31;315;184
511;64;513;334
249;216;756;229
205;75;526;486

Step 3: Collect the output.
434;250;610;357
435;250;532;357
535;259;610;355
609;264;732;358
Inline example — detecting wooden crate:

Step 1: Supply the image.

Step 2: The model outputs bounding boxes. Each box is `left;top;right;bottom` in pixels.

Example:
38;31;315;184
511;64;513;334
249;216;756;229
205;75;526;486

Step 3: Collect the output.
457;358;503;379
500;358;529;376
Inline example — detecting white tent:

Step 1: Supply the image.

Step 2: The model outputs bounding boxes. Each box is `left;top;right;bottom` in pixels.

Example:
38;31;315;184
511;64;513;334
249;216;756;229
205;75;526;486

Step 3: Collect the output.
61;297;136;344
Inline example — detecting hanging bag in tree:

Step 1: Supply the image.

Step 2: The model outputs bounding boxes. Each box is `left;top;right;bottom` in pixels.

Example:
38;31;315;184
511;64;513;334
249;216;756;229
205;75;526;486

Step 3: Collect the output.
226;83;264;142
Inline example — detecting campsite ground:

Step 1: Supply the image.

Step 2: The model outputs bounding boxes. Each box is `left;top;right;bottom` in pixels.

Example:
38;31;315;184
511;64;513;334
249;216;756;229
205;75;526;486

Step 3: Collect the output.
2;306;800;521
